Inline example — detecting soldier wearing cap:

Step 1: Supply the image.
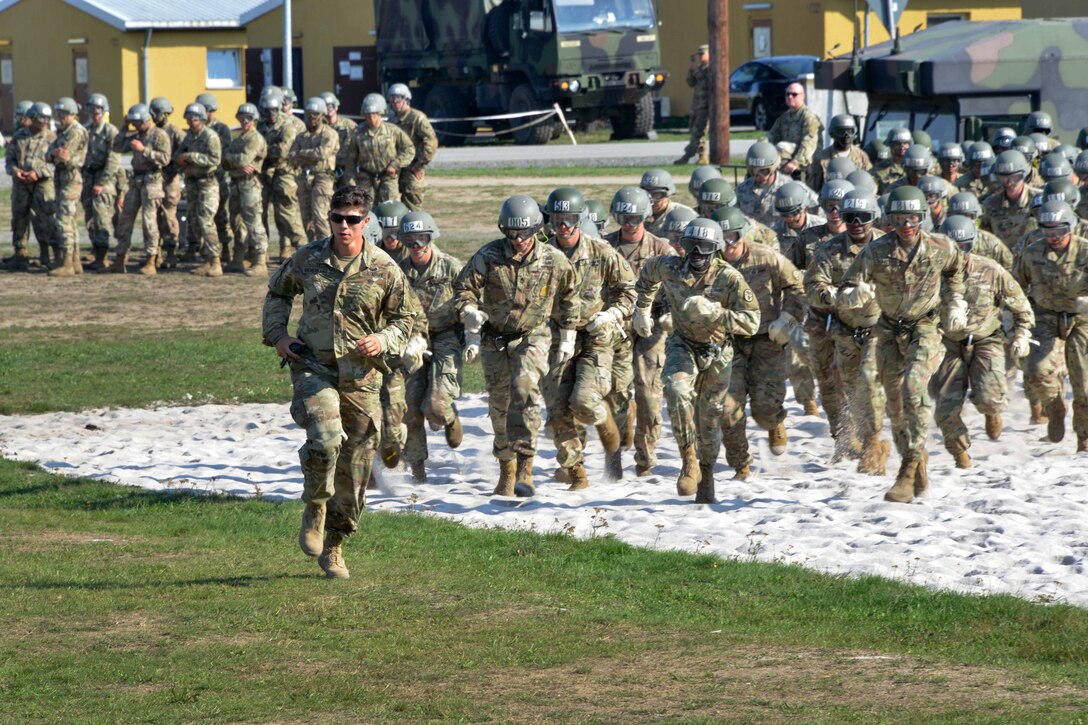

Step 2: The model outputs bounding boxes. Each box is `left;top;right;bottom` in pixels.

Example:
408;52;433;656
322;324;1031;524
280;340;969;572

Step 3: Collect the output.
387;84;438;211
289;97;340;242
674;44;710;165
46;98;88;276
222;103;269;276
808;114;872;192
766;82;823;180
80;94;121;271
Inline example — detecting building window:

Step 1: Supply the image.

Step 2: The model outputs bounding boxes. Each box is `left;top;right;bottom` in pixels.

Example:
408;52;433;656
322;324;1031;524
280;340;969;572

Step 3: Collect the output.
206;48;242;89
927;13;967;25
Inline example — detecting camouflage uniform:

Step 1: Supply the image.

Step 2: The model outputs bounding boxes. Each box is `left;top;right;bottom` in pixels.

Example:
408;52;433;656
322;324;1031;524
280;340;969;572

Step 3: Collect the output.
932;254;1033;457
453;236;578;461
207;118;235;258
156;123;184;258
399;245;465;465
177;126;222;259
737;171;816;228
544;232;636;471
647;197;695;237
49;119;88;262
81;118;120;256
7;124;59;261
331;116;358;189
344;122;414;205
872;159;906;194
681;62;709;161
954;171;996;199
1013;234;1088;446
766;106;823;174
603;228;674;471
720;242;807;471
636;256;761;465
114;125;171;258
839;230;965;463
980;186;1040;249
973;227;1014;270
262;237;417;536
258;114;306;254
392;106;438;210
289;123;339;241
808;145;872;192
222;126;269;257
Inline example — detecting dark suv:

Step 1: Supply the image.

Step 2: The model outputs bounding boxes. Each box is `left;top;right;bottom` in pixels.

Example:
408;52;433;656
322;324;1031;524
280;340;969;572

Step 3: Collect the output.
729;55;817;130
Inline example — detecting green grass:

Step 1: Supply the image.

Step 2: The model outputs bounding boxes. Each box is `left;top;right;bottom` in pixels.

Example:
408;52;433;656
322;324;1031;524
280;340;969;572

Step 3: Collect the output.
1;460;1087;722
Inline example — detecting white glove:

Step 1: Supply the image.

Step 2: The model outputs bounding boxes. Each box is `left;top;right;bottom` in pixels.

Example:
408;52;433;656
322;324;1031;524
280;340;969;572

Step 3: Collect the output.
767;312;797;346
1076;297;1088;316
554;328;577;366
400;335;428;374
1010;330;1031;359
463;330;481;364
837;280;875;310
585;306;622;336
679;294;721;323
822;287;838;306
460;304;487;334
656;312;674;333
633;307;654;338
788;324;810;353
945;297;969;334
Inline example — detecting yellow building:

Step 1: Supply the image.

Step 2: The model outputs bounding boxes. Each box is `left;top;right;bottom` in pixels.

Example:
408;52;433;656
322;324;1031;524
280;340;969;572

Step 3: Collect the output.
657;0;1022;117
0;0;277;133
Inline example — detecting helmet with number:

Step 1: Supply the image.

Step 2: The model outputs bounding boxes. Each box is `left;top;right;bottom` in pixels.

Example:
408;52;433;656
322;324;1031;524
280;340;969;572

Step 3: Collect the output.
15;99;34;119
687;165;721;197
125;103;150;124
319;92;339;110
54;97;79;116
1037;200;1076;228
1029;132;1053;157
948;191;982;219
680;217;726;254
992;150;1030;176
29;102;52;120
902;144;933;172
1075;150;1088;176
183;102;207;121
610;186;652;220
260;86;284;104
662;205;699;235
85;93;109;113
387;83;412;101
885;127;912;146
865;138;890;161
361;93;387;115
375;200;411;230
1042;179;1081;208
280;86;298;105
992;126;1017;150
940;215;977;253
1030;192;1045;214
825;156;857;181
235;103;258;120
498;194;544;232
917;175;949;200
968;141;995;164
746;140;780;170
711;206;751;241
840;189;880;224
195;93;218;112
698;178;736;209
937;142;965;165
1012;135;1037;163
1039;152;1072;182
1022;110;1053;136
829;113;857;138
1053;143;1078;164
846;169;877;193
819;179;854;205
774;181;811;216
400;210;440;241
911;129;933;150
545;186;587;216
304;97;327;116
886;185;929;218
639;168;676;197
585;199;608;231
149;97;173;116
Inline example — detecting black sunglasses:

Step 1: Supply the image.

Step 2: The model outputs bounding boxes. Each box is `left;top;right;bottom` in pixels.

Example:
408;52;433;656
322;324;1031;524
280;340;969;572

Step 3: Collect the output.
329;212;365;226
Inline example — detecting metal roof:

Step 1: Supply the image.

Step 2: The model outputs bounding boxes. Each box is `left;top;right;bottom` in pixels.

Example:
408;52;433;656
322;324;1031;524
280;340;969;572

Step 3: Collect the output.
57;0;282;29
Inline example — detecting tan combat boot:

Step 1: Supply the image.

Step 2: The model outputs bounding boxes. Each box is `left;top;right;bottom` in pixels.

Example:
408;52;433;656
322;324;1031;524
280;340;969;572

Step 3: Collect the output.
695;462;716;504
200;255;224;277
985;413;1003;440
857;435;891;476
494;459;516;496
768;422;788;455
318;532;349;579
676;444;700;496
410;461;427;483
514;454;535;497
298;502;325;557
953;450;971;469
225;241;247;273
103;252;128;274
47;248;75;277
595;407;621;454
884;458;918;503
1046;398;1066;443
733;463;751;481
803;400;820;416
554;467;571;485
72;248;84;275
696;152;710;165
567;463;590;491
914;449;930;496
1029;402;1047;425
444;411;463;448
243;253;268;278
137;254;157;276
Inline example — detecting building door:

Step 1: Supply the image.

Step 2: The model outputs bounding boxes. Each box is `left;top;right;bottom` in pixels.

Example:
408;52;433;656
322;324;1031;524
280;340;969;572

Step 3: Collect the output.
72;49;89;106
752;21;772;59
0;52;12;134
332;46;379;116
244;47;303;104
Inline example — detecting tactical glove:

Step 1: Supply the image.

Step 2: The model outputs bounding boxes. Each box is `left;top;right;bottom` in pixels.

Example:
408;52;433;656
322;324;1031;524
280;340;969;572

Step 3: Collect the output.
945;297;969;334
463;330;481;364
585;306;623;336
633;307;654;338
400;335;428;374
837;280;874;310
554;328;577;366
679;294;721;324
767;312;797;346
1010;330;1032;359
460;304;487;334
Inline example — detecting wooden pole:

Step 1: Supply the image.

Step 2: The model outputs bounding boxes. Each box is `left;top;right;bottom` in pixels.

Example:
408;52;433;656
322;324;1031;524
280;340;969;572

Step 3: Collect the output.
709;0;730;165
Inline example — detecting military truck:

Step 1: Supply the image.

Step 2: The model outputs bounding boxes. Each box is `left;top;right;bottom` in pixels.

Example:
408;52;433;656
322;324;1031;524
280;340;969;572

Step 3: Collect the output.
816;18;1088;145
374;0;667;146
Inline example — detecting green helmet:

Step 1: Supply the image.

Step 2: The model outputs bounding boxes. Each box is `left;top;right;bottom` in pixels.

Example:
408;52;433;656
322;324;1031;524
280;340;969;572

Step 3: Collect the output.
54;97;79;116
1075;150;1088;176
711;206;751;241
14;99;33;118
992;150;1030;176
610;186;652;220
149;97;173;116
819;179;855;205
885;127;912;146
841;189;880;223
304;97;328;116
902;144;933;172
640;168;676;197
260;86;284;104
387;83;412;100
846;169;877;193
825;156;857;181
948;191;982;219
680;217;725;255
498;194;543;232
917;175;949;200
865;138;890;161
746;140;779;170
259;94;281;112
992;127;1017;150
183;102;207;121
319;92;339;110
698;178;736;209
1012;135;1037;162
28;102;52;120
545;186;587;215
886;185;929;217
400;210;440;241
1040;152;1072;182
687;165;721;197
1022;110;1053;136
911;129;933;150
940;215;977;253
195;93;218;112
1030;192;1045;213
585;199;608;231
774;181;810;216
1042;179;1081;208
126;103;150;124
1029;132;1053;156
661;206;698;235
968;142;994;163
1037;200;1076;228
829;114;857;136
236;103;258;120
280;87;298;105
1054;143;1078;164
85;93;109;112
938;142;964;164
362;93;387;115
1077;128;1088;150
375;200;411;230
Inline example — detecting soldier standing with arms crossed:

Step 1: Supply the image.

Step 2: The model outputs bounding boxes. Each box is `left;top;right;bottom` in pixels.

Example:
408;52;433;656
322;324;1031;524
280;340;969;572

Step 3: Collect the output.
176;103;223;277
222;103;269;276
7;104;59;271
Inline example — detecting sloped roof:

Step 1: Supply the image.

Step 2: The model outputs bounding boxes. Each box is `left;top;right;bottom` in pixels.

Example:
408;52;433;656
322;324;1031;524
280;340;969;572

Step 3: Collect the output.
32;0;282;29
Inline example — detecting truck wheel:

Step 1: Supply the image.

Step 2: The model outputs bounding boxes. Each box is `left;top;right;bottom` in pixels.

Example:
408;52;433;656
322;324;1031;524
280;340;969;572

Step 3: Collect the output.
509;84;553;145
611;94;654;140
752;99;770;131
424;87;471;147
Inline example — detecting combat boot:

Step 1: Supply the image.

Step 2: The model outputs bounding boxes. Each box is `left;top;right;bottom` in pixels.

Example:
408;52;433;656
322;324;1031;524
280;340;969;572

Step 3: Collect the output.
768;422;788;455
163;247;177;270
985;413;1003;440
514;454;535;497
676;444;700;496
47;248;75;277
695;462;716;504
318;532;350;579
3;252;29;272
914;449;930;496
884;458;918;503
72;248;84;275
635;462;653;476
554;467;571;485
1046;398;1066;443
192;255;223;277
380;444;400;469
605;450;623;481
672;154;691;165
696;152;710;165
103;252;128;274
595;407;621;454
410;461;427;483
857;435;890;476
953;450;971;469
298;502;325;557
243;253;268;278
803;400;820;416
733;463;751;481
494;459;516;496
1029;402;1047;425
225;242;247;273
86;247;108;271
567;463;590;491
444;411;463;448
137;254;157;276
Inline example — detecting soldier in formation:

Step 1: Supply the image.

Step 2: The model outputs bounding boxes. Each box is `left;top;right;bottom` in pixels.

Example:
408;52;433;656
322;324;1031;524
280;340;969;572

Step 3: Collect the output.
387;84;438;211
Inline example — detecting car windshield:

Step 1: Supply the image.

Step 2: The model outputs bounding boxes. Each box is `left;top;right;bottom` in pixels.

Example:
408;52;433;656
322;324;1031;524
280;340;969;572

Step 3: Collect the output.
553;0;656;33
764;57;815;78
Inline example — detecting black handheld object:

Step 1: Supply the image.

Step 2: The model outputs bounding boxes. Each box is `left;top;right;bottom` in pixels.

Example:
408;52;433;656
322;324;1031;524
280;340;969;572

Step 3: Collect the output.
279;341;309;368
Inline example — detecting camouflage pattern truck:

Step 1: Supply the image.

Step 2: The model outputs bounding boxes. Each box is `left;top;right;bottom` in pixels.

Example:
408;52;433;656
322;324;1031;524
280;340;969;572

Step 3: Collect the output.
375;0;667;146
816;19;1088;144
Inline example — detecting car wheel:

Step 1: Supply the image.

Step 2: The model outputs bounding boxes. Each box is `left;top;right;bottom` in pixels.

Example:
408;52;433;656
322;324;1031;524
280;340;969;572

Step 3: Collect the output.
752;99;770;131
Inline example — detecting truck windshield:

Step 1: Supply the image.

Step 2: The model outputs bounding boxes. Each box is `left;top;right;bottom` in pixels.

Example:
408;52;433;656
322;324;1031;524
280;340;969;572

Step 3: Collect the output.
553;0;656;33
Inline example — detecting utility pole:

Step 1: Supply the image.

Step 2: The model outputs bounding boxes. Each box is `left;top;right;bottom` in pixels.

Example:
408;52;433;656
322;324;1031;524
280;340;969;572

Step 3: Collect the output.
709;0;730;165
283;0;293;91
